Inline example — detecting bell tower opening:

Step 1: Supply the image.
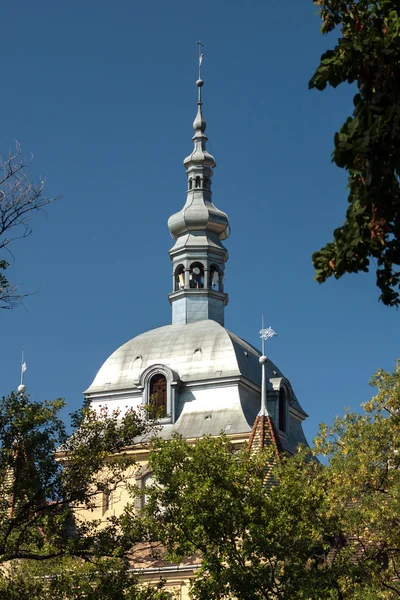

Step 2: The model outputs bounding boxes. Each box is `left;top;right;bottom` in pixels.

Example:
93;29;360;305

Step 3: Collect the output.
209;264;220;290
174;264;185;291
189;262;204;288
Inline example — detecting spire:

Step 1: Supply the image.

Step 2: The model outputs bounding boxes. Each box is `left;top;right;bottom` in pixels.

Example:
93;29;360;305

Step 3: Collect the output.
247;412;283;490
193;40;206;132
180;72;218;185
193;78;207;133
167;46;231;326
248;323;282;488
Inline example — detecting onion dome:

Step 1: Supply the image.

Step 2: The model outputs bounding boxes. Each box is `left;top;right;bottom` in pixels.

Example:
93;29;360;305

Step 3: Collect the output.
168;77;230;241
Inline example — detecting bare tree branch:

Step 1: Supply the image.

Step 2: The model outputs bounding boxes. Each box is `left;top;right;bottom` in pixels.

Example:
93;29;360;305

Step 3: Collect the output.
0;144;58;310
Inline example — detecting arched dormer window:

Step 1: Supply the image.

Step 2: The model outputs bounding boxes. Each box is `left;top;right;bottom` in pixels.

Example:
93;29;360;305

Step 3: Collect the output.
189;178;193;190
189;262;204;288
140;365;179;424
195;176;201;188
149;374;167;419
174;264;185;291
278;387;288;434
209;264;220;290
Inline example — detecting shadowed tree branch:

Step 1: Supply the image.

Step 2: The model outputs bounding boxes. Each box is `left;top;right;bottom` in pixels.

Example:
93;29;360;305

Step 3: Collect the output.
0;143;58;309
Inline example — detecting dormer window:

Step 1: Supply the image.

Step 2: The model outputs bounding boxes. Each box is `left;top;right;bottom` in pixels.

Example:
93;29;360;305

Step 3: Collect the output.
195;176;201;188
140;365;178;424
149;374;167;419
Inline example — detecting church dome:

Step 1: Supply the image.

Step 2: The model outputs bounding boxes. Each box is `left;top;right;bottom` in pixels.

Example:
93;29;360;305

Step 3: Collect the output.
83;64;309;452
85;320;281;395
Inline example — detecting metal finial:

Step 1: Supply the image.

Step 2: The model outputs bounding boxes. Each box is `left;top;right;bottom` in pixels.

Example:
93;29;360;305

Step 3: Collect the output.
17;347;27;394
258;317;277;417
196;41;204;105
196;40;204;81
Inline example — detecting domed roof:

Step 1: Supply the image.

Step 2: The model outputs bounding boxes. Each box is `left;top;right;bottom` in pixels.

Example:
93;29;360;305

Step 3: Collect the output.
84;320;281;395
167;197;230;241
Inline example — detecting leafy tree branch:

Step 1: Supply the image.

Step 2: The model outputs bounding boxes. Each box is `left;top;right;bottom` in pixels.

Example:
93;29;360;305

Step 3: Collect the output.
311;0;400;306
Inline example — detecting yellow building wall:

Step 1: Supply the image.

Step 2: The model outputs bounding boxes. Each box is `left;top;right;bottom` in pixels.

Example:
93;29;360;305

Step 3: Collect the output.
73;433;250;598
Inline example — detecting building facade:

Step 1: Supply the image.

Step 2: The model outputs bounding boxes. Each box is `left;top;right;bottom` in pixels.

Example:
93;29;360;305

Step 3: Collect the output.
83;69;309;598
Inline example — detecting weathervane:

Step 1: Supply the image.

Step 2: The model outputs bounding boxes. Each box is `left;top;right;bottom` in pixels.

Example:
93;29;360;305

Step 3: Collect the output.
196;40;204;80
258;317;277;417
259;316;277;356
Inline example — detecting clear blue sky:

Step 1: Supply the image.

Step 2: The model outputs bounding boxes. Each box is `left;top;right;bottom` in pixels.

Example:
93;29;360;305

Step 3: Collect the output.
0;0;397;443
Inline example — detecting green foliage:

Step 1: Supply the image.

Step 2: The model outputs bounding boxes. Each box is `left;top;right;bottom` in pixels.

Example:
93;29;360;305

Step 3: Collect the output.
143;435;334;599
4;366;400;598
0;392;173;599
0;393;146;563
146;394;167;420
142;362;400;599
0;557;172;600
312;360;400;597
310;0;400;306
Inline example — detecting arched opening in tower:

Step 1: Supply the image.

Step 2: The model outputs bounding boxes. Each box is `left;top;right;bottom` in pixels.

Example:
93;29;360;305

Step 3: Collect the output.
174;264;185;291
189;262;204;289
209;264;220;290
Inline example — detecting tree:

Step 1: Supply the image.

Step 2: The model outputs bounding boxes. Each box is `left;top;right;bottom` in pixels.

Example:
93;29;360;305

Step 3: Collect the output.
143;435;334;599
0;558;172;600
0;392;173;599
0;145;56;309
310;0;400;307
143;362;400;599
311;360;400;598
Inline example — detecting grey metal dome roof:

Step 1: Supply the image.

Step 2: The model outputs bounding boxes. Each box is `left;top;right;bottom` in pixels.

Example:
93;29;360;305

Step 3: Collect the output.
167;75;230;243
84;320;281;395
167;197;230;241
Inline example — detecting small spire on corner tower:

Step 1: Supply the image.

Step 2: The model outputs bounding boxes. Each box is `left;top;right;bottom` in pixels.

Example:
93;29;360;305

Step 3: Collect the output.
259;320;278;417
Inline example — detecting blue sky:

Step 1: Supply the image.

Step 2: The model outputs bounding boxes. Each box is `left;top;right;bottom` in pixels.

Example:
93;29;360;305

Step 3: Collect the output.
0;0;397;443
